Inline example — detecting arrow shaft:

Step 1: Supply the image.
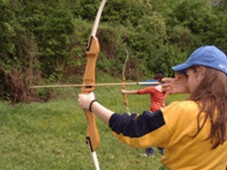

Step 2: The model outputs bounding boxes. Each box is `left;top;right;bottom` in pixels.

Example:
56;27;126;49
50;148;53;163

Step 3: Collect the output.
30;81;160;89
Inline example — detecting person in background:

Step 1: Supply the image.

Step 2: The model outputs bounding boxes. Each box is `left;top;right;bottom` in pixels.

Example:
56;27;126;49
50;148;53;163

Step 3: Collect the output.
121;73;168;156
78;45;227;170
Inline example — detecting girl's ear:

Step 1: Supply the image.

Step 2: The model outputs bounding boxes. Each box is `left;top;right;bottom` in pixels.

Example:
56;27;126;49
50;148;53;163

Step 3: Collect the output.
196;66;206;79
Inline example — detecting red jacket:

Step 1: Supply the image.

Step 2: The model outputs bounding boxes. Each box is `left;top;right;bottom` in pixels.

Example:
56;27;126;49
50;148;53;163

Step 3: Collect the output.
137;86;167;112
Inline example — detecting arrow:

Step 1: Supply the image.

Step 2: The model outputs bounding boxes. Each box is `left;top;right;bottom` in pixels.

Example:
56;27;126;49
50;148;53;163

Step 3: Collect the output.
29;81;160;89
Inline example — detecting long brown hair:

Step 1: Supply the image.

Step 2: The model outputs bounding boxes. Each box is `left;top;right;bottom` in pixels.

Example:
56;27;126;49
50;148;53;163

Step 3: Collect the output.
189;66;227;148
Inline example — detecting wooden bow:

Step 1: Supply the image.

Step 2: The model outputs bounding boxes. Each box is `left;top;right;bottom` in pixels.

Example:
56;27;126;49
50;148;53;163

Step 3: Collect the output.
121;47;130;113
80;0;107;169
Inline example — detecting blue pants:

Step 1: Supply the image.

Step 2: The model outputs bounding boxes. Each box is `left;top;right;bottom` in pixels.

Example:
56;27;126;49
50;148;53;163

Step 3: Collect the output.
145;147;165;155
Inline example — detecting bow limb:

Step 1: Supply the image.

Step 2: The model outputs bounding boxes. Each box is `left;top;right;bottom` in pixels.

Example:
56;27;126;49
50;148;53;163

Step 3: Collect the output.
80;0;107;169
121;47;130;113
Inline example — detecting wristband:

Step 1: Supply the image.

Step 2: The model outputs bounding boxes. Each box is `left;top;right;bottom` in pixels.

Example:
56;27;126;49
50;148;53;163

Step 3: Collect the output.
89;99;97;112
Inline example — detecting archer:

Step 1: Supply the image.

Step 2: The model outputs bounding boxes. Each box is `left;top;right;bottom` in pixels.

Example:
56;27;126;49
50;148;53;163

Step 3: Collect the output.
121;73;168;157
78;45;227;170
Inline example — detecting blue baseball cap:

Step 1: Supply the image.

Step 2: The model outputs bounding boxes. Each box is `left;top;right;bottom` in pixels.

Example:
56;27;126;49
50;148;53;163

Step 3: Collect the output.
172;45;227;74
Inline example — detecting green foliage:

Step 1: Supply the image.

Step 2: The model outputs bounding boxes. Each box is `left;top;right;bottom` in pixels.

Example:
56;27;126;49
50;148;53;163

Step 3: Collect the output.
129;12;168;76
168;25;194;51
0;0;14;59
218;0;227;12
18;1;76;80
103;0;152;27
1;0;227;101
212;7;227;53
79;0;100;21
168;0;221;47
97;24;132;77
158;45;187;77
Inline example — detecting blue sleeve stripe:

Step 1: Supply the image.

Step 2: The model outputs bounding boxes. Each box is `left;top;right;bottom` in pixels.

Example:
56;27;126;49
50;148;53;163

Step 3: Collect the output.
109;110;165;138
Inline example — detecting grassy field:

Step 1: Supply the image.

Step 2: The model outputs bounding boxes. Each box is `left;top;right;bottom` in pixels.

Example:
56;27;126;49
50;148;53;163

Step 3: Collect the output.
0;85;188;170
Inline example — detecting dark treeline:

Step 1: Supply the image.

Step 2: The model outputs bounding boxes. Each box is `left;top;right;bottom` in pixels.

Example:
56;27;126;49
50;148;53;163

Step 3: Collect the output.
0;0;227;102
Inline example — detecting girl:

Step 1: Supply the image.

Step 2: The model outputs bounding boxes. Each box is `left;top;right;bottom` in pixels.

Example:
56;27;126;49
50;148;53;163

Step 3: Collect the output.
78;45;227;169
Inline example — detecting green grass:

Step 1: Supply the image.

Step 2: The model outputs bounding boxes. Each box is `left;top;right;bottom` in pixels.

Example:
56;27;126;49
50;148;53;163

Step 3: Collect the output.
0;86;188;170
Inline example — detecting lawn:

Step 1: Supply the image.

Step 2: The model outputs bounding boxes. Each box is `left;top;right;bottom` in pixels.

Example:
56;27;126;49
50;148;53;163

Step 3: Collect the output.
0;86;188;170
